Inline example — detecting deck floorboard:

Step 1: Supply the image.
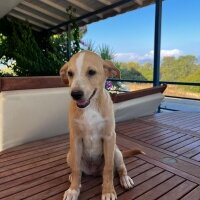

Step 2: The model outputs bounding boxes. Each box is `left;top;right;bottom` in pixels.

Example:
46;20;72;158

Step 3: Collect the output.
0;112;200;200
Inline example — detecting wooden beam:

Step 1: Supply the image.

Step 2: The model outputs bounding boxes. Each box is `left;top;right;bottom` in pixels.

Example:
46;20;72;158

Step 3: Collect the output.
97;0;121;13
67;0;103;18
13;7;57;26
135;0;143;6
7;16;42;32
20;1;66;22
31;26;42;32
40;0;88;23
13;7;66;31
9;12;53;30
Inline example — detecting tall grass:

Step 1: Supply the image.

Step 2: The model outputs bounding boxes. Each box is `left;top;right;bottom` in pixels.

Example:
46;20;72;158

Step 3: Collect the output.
98;44;115;60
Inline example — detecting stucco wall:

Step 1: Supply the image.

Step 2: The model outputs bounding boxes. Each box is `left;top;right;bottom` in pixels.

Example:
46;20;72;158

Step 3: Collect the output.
0;88;70;151
114;93;163;122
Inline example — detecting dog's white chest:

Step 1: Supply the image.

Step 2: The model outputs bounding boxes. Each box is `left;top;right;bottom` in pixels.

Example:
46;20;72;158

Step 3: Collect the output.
85;108;104;129
76;107;105;132
75;106;105;160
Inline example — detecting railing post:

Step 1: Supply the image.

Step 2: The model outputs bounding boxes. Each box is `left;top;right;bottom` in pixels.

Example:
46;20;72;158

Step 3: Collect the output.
153;0;163;87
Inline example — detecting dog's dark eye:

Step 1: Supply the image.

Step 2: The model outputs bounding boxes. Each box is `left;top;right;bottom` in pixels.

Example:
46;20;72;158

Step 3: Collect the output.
68;71;73;77
88;69;96;76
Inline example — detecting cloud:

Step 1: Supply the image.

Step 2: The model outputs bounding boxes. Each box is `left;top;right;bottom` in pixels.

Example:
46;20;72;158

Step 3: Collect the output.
114;52;140;62
114;49;183;63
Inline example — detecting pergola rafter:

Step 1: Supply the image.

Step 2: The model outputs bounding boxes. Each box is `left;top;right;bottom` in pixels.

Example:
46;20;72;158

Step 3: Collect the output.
39;0;89;23
0;0;155;32
97;0;121;13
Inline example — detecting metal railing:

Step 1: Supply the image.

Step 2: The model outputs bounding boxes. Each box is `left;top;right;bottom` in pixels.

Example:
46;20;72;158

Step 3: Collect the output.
108;78;200;87
108;78;200;111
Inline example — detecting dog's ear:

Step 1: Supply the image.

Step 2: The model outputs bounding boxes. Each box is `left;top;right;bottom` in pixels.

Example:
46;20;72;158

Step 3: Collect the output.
103;60;121;79
60;62;69;84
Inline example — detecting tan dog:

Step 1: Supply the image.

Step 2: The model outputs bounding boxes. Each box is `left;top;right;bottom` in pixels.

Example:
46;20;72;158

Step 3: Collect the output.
60;50;144;200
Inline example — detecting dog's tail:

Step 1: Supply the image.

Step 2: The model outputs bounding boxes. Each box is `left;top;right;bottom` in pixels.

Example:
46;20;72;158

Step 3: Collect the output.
122;149;145;158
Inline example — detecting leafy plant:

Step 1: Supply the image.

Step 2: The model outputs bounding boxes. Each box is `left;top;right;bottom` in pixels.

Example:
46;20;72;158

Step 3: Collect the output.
66;6;81;57
0;70;14;77
0;6;84;76
98;44;115;60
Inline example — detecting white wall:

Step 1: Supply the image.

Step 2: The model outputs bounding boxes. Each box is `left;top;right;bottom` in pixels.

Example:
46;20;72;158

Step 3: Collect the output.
0;88;70;151
114;93;164;122
0;88;164;151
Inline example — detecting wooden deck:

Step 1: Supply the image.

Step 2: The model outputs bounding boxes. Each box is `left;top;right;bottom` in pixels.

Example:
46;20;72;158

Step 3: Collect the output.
1;112;200;200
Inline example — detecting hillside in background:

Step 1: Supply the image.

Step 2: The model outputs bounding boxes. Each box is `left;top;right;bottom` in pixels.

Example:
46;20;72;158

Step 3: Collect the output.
117;55;200;93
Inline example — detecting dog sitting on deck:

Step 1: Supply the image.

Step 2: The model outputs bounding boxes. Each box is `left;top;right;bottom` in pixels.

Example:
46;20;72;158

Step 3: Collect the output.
60;50;144;200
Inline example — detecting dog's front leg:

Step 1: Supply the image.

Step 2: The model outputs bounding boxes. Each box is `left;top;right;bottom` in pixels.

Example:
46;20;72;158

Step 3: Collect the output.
63;135;82;200
102;133;116;200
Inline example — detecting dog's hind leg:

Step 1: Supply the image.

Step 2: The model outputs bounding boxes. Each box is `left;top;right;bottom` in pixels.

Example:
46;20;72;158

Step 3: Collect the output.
114;146;134;189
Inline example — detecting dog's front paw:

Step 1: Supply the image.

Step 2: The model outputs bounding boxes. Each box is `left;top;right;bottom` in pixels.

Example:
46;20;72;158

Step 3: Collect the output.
102;192;117;200
63;188;80;200
120;175;134;189
102;186;117;200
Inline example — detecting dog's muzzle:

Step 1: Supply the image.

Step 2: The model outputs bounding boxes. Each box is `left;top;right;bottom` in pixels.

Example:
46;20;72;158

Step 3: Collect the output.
76;89;97;108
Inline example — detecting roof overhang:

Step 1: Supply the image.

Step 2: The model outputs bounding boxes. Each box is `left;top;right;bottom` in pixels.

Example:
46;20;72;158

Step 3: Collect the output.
1;0;155;33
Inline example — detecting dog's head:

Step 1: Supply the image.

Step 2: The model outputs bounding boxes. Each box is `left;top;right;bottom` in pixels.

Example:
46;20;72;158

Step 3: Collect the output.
60;50;120;108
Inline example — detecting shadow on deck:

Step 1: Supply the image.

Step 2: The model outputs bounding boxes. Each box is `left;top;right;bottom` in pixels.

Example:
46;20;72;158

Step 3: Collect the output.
0;112;200;200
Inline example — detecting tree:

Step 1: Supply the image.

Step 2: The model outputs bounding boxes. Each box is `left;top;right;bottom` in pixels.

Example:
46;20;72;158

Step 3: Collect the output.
160;55;198;81
0;6;83;76
116;62;147;80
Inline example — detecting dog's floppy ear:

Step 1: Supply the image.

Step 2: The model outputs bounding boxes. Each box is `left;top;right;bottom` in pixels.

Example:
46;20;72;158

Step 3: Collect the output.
60;62;69;84
103;60;121;79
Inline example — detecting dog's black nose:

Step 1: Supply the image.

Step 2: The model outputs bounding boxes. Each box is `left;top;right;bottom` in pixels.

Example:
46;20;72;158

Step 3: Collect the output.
71;90;84;100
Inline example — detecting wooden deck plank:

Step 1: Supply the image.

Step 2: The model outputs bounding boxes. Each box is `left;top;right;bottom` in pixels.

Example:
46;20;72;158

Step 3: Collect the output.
117;135;200;184
0;144;68;168
79;160;151;200
0;148;66;173
181;186;200;200
158;134;192;149
174;140;200;155
135;129;172;141
143;132;183;144
157;180;197;200
0;112;200;200
0;134;68;156
118;171;174;200
192;153;200;162
1;168;70;200
139;116;200;138
87;167;164;200
0;159;67;191
134;175;185;200
0;141;68;163
166;137;200;152
153;133;185;146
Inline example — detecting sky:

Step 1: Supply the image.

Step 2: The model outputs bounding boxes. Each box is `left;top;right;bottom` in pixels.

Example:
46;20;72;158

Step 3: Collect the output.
82;0;200;63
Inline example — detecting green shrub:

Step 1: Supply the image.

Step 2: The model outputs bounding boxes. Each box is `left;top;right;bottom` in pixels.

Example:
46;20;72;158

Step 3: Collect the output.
98;44;115;60
0;8;82;76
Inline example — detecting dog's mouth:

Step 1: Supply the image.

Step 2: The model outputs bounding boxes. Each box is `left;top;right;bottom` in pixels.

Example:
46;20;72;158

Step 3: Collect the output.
76;89;97;108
